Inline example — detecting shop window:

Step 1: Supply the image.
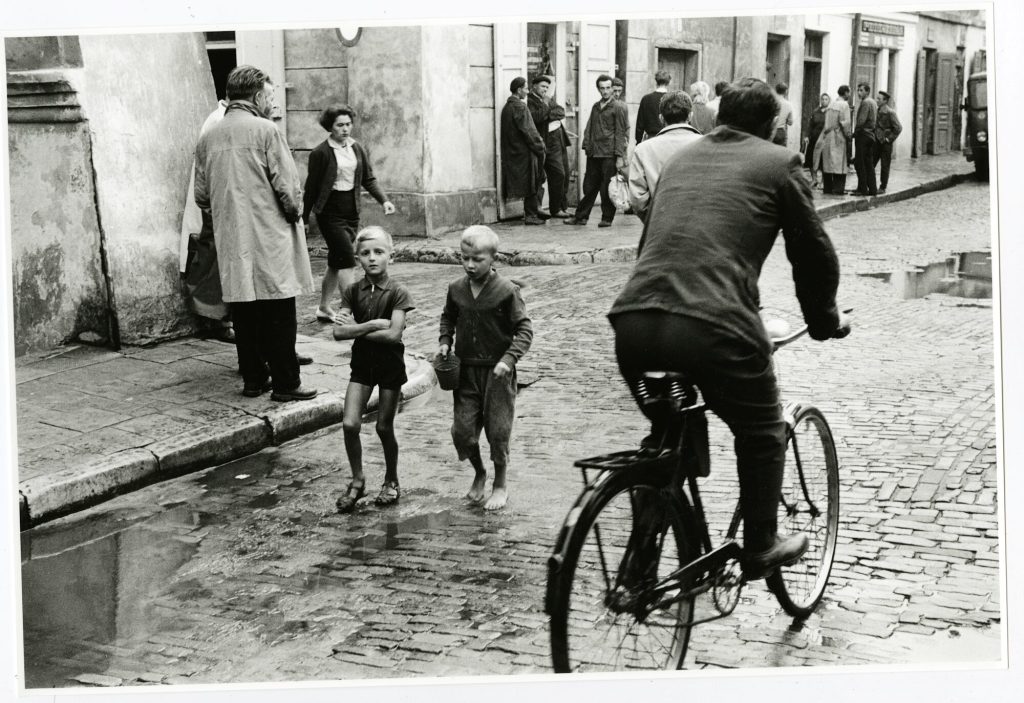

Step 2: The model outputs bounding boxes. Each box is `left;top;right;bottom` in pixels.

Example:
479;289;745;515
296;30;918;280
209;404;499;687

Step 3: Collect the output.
527;23;557;83
855;47;879;90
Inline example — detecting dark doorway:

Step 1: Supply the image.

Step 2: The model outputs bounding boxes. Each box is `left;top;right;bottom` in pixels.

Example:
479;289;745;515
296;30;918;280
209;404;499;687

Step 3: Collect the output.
801;32;824;147
205;31;236;100
766;34;790;88
657;48;698;94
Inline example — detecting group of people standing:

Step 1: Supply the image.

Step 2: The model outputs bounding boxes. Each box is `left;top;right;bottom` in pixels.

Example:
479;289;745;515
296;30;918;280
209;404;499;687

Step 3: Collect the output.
805;82;903;196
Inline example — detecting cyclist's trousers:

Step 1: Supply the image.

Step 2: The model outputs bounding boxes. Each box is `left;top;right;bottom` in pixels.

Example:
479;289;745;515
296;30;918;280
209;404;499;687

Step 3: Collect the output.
610;310;786;550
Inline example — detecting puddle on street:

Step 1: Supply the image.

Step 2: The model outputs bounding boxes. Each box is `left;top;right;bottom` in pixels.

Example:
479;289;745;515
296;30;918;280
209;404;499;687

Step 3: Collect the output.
860;251;992;300
346;510;453;559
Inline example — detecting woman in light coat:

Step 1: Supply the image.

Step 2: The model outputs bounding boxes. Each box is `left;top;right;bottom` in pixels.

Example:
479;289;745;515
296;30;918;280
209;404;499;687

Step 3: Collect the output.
820;86;852;195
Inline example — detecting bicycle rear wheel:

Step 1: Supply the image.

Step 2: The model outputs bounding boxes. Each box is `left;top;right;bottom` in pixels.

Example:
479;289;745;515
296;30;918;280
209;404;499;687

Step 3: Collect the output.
549;471;698;672
767;405;840;617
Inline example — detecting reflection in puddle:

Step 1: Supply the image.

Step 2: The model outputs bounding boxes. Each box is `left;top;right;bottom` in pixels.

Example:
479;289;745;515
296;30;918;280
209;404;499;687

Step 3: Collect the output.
860;251;992;300
347;510;452;559
21;506;203;688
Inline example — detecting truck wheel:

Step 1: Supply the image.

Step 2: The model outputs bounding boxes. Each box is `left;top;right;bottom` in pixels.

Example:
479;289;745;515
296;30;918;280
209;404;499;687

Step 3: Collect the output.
974;154;989;181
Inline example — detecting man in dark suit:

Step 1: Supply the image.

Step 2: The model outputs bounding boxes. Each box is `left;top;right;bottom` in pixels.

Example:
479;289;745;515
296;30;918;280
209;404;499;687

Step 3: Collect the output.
609;77;850;577
635;70;672;143
500;76;547;225
527;75;570;218
852;82;878;196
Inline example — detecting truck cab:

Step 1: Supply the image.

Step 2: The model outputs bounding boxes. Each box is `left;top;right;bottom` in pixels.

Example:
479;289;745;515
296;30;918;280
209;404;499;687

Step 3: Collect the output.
962;72;988;180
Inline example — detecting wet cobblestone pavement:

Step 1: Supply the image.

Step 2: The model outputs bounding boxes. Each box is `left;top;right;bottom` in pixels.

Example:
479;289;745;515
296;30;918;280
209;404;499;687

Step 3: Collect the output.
19;182;1000;687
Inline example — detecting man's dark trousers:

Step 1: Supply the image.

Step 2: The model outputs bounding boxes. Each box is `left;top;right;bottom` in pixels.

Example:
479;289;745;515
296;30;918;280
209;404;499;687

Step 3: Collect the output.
537;154;566;216
574;156;617;223
854;133;877;194
231;297;300;392
873;141;893;190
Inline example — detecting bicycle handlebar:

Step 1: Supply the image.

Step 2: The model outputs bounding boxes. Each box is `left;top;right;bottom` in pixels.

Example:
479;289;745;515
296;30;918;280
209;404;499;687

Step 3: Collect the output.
769;308;852;352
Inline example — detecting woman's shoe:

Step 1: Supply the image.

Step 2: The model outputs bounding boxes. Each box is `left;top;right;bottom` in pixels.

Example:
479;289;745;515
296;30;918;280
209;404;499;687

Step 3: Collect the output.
315;307;334;322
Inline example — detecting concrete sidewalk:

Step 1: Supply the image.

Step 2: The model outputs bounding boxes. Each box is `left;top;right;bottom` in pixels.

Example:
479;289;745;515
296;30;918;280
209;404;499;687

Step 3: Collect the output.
379;152;977;265
14;152;977;529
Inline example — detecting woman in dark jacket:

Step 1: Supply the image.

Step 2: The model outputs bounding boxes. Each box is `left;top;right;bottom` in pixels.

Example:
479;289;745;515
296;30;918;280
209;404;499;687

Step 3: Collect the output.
303;105;395;321
803;93;830;187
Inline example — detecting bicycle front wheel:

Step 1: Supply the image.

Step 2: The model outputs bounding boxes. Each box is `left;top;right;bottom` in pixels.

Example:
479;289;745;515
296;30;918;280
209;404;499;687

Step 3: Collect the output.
767;405;840;617
549;471;698;672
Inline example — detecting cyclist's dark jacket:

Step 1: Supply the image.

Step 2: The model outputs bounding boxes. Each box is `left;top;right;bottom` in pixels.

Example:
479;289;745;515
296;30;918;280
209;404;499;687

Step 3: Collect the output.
608;125;840;350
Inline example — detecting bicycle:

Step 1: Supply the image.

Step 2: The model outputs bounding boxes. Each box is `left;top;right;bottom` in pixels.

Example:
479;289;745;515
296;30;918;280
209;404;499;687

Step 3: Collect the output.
545;316;842;672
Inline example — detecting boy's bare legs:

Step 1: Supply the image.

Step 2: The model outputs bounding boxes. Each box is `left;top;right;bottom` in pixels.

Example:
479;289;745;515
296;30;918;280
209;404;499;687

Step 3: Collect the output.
465;449;488;504
342;381;374;487
484;461;508;510
376;389;402;484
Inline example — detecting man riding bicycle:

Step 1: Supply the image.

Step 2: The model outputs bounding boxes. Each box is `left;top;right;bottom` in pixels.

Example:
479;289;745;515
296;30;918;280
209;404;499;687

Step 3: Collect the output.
608;77;850;578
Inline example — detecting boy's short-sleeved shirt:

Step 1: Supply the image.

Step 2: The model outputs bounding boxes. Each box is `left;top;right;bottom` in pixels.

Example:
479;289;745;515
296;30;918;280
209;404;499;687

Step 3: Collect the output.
341;273;415;369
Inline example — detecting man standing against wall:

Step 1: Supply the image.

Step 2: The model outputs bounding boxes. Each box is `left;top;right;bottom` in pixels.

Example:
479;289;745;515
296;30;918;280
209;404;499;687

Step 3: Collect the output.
195;65;317;401
501;76;547;225
636;70;671;143
852;82;878;196
873;90;902;194
772;82;794;146
528;75;570;220
566;74;629;228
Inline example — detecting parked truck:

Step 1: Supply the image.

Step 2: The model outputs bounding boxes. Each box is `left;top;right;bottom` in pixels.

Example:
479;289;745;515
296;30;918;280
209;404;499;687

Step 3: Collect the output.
962;71;988;180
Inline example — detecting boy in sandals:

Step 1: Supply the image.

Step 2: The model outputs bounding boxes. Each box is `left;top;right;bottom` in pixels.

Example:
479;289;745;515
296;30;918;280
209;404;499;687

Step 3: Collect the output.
333;226;414;512
439;226;533;510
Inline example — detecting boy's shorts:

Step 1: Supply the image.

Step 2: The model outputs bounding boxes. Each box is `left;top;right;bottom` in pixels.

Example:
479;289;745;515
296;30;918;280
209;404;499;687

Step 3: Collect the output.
350;349;407;391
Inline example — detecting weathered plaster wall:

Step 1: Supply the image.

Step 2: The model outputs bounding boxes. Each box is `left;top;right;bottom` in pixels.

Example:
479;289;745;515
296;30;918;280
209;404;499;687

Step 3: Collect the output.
7;120;108;355
76;32;216;346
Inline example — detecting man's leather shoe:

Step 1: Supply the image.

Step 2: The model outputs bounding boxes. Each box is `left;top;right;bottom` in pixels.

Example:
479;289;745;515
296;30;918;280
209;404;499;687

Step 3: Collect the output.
536;209;552;220
297;353;313;365
242;379;272;397
524;216;544;226
271;385;318;402
564;218;587;226
742;533;809;579
598;220;613;228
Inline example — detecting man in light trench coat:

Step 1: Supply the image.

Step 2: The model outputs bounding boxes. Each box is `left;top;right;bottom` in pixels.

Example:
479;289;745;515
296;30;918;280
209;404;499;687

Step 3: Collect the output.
195;65;317;401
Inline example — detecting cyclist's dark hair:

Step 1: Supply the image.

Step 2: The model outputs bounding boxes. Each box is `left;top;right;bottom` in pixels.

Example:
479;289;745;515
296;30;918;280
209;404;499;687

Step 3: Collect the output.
716;78;779;135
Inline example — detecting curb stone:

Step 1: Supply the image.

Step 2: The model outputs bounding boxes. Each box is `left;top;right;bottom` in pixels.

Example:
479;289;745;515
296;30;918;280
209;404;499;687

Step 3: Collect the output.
19;358;436;530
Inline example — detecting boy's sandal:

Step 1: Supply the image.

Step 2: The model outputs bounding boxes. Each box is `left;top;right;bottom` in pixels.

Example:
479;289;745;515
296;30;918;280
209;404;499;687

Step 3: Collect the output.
374;480;401;506
336;479;366;514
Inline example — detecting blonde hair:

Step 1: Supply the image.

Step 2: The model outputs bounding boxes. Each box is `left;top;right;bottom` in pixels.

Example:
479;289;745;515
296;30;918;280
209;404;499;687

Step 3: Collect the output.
460;225;500;254
689;80;711;105
354;225;393;250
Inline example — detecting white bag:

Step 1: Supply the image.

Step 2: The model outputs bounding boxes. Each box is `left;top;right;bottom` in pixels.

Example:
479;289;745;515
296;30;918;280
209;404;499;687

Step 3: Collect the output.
608;174;631;212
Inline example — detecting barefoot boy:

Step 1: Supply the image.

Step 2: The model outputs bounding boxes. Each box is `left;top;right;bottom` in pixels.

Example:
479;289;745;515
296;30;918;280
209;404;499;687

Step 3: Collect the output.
439;226;533;510
333;227;414;513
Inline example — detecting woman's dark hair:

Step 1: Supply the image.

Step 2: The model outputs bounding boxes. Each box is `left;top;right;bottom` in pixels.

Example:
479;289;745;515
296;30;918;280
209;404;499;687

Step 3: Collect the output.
319;105;356;132
716;78;779;135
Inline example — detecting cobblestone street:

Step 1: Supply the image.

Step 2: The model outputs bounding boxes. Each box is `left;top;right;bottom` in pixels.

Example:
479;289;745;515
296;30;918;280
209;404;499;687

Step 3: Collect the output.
19;182;1000;686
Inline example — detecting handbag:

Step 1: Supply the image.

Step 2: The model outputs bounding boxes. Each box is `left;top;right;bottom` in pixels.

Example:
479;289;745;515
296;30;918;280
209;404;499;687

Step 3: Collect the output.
608;174;630;212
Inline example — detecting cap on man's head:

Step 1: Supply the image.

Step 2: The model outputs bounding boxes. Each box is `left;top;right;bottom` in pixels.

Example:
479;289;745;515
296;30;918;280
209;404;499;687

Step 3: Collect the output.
532;75;552;86
878;90;891;101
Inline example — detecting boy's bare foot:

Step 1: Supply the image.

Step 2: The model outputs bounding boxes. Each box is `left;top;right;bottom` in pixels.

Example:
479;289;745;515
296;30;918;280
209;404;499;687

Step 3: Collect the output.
466;475;487;504
484;487;508;511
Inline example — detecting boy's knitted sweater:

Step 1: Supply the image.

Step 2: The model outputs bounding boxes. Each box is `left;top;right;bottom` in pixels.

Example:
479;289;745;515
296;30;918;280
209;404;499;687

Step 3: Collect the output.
439;270;533;369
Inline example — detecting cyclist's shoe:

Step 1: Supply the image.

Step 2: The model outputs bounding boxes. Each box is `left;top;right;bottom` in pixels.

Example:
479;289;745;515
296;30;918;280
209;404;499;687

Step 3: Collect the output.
742;533;809;579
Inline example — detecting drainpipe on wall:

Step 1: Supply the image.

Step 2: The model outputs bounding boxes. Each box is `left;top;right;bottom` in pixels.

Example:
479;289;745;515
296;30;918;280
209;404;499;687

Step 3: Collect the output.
850;14;861;91
731;17;738;81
